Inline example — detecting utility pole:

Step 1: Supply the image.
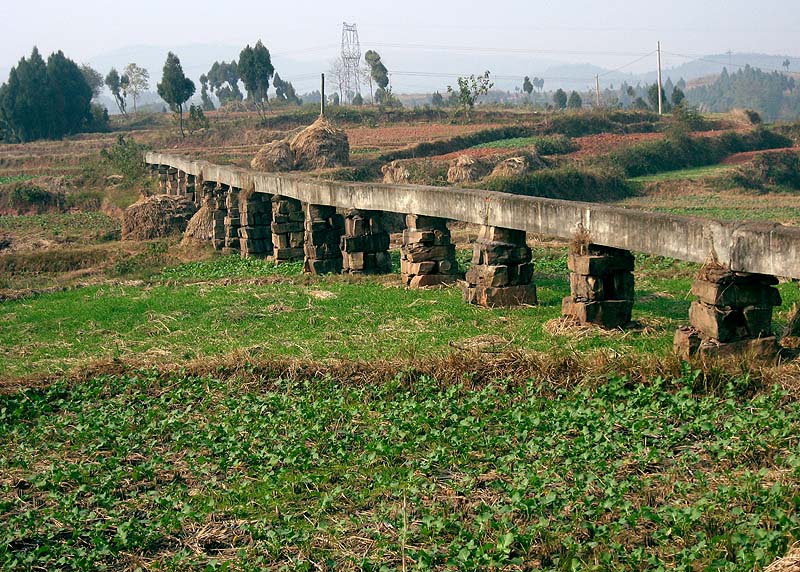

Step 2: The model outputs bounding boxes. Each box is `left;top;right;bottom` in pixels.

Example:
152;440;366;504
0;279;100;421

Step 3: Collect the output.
595;75;601;108
657;41;663;115
321;73;325;117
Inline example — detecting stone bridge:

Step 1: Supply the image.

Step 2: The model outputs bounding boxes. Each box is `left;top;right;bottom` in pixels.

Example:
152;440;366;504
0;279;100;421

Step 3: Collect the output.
146;152;800;358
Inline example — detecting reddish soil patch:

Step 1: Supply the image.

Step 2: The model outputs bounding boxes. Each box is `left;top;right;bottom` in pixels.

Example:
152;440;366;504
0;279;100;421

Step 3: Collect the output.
720;147;799;165
568;132;663;159
346;124;494;150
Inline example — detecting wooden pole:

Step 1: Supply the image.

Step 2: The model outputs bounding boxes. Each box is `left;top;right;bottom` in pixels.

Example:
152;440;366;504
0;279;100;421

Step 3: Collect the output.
321;73;326;117
657;41;663;115
595;75;601;108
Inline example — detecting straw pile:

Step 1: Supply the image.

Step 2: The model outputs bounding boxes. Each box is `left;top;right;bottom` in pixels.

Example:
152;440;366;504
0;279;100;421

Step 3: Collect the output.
121;195;197;241
381;160;411;184
250;140;293;172
447;155;490;184
289;116;350;170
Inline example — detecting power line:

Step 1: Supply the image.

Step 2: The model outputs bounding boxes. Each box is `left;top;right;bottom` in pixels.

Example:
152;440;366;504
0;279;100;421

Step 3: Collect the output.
365;41;654;58
663;51;795;75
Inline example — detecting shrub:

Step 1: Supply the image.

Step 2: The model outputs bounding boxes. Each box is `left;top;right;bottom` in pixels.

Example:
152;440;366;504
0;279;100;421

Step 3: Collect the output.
482;166;634;202
728;150;800;190
99;135;150;181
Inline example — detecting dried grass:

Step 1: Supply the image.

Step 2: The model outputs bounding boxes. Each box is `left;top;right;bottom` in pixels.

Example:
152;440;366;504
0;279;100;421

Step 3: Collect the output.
250;140;293;172
447;155;490;184
289;116;350;170
490;155;532;178
181;204;214;245
766;544;800;572
569;225;592;255
121;195;197;241
381;160;411;184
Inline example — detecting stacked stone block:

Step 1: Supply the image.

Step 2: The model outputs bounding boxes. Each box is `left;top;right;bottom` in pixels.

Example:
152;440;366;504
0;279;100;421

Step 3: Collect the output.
400;215;460;287
463;226;537;307
341;209;392;274
210;184;228;251
238;193;273;258
561;245;635;329
303;204;345;275
157;166;168;193
166;168;179;195
271;196;305;262
186;174;197;202
674;266;782;358
221;188;241;254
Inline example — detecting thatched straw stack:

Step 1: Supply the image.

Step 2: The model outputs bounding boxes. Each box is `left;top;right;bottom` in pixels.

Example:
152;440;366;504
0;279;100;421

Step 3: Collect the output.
181;205;215;244
121;195;197;241
289;116;349;170
490;156;530;178
381;160;411;184
765;545;800;572
251;140;293;172
447;155;490;184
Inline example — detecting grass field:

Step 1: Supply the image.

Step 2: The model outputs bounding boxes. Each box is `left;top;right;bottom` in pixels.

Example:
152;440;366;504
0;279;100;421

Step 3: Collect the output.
3;108;800;570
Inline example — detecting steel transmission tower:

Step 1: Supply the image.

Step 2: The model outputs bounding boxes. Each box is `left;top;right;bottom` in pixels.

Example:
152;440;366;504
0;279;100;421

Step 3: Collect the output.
341;22;361;103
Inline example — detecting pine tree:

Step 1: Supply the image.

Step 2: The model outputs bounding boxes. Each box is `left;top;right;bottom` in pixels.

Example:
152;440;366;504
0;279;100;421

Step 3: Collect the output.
157;52;195;137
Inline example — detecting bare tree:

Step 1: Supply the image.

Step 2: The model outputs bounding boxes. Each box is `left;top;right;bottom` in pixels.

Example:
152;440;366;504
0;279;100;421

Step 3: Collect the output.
123;63;149;114
328;58;346;104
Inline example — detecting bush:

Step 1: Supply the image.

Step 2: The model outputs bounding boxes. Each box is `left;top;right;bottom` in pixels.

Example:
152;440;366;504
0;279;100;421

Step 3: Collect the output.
99;135;150;181
0;184;63;213
482;166;634;202
604;127;792;177
728;150;800;190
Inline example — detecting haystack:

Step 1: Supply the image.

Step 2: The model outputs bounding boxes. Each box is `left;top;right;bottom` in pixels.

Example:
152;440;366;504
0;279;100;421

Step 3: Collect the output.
765;545;800;572
181;204;215;244
121;194;197;241
289;116;349;170
447;155;490;184
251;140;294;172
490;156;530;178
381;160;411;184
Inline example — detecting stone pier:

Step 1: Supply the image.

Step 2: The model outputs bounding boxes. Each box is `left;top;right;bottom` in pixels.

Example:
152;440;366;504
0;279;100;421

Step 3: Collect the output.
303;204;344;274
674;265;782;359
400;215;460;287
463;226;537;307
238;193;273;258
186;174;197;202
177;170;187;195
157;165;168;193
341;209;392;274
562;245;635;329
211;184;228;251
271;196;305;263
222;187;240;254
166;168;179;195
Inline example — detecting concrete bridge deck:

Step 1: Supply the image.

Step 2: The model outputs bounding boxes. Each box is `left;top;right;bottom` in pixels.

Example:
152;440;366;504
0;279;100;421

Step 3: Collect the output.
146;151;800;280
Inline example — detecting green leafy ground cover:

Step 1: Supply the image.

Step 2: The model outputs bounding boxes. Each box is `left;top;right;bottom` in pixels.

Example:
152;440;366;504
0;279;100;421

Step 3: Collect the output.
630;164;736;183
471;135;577;155
1;369;798;570
0;213;120;242
1;252;798;378
0;175;37;184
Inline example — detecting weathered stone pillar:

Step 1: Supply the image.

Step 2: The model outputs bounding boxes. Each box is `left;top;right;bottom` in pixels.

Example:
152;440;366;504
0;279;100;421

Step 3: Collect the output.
341;209;392;274
158;165;168;193
674;266;781;359
561;245;635;329
400;215;460;287
166;168;179;195
222;187;241;254
211;183;228;251
463;226;536;307
271;196;305;263
238;193;273;258
177;170;187;195
186;174;196;202
303;204;344;274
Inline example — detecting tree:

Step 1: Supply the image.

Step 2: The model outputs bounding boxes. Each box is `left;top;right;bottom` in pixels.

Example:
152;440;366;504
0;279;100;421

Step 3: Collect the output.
447;71;493;119
206;61;242;105
105;68;128;115
671;86;686;107
431;91;444;108
553;88;567;109
365;50;389;105
123;63;149;114
522;76;533;96
648;83;670;112
47;50;93;137
352;92;363;106
0;47;95;142
238;41;274;118
80;64;104;100
567;90;583;109
533;77;545;92
273;72;301;105
157;52;195;137
199;74;215;111
783;59;791;71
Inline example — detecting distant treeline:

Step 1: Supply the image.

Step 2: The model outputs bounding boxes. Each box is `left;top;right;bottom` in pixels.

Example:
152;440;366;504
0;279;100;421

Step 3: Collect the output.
687;66;800;122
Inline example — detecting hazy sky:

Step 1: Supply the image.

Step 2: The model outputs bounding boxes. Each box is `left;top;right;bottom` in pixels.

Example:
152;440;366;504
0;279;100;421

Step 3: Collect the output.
2;0;799;86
